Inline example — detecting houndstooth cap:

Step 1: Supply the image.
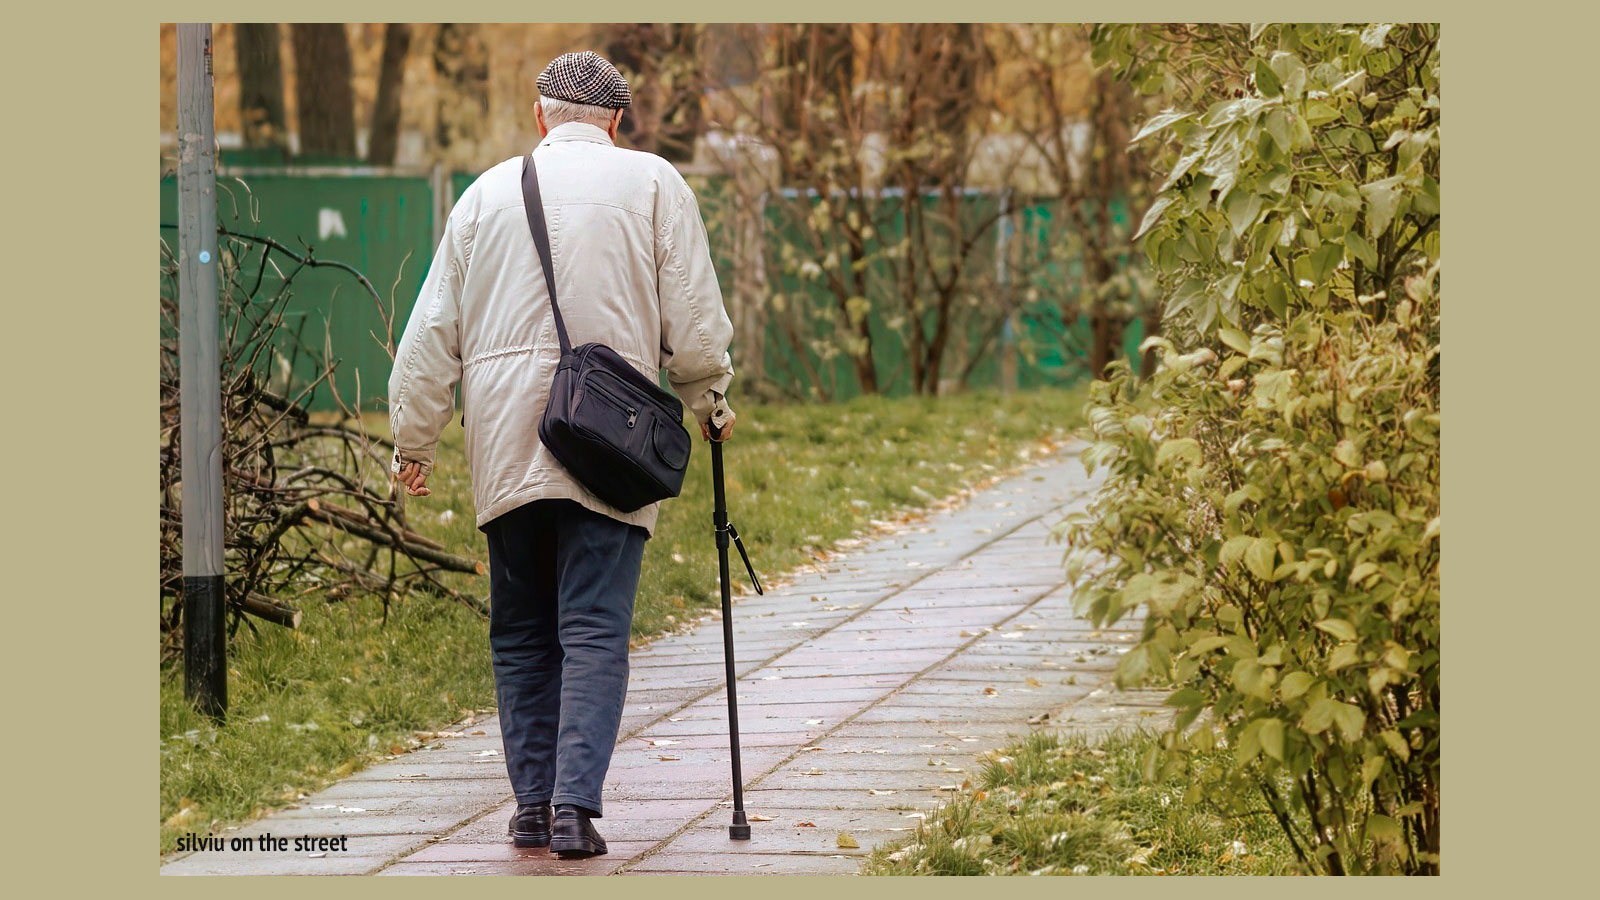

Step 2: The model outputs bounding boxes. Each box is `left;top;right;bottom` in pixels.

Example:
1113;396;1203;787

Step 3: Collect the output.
537;51;632;110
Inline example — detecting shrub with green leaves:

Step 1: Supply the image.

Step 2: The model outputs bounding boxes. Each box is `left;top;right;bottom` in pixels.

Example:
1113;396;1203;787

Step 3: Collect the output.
1064;24;1439;874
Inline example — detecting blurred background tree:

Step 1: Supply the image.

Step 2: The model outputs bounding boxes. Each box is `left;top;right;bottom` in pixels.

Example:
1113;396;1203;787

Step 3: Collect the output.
289;24;357;159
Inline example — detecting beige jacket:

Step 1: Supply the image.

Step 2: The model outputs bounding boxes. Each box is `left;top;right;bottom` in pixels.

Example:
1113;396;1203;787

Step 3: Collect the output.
387;122;735;535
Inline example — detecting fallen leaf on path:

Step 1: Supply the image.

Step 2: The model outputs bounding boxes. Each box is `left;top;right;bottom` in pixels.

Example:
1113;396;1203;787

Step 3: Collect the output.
837;833;861;848
749;814;774;822
983;687;998;695
796;821;816;827
656;755;681;761
1026;677;1043;687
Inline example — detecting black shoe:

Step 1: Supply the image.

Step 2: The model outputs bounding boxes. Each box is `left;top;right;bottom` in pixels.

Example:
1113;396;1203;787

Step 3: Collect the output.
549;804;607;858
508;803;552;848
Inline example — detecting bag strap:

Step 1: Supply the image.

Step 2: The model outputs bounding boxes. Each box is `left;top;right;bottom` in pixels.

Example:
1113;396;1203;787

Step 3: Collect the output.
521;153;572;355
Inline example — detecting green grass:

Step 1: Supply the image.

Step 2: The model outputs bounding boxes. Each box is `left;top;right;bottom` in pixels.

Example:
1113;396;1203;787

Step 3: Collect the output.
862;730;1299;876
160;386;1088;854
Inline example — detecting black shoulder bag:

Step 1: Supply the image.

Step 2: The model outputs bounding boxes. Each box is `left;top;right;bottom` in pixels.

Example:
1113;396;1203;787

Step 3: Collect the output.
522;153;692;512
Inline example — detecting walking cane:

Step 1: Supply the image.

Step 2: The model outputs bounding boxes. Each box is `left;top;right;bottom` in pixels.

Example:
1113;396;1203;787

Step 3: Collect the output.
709;408;762;841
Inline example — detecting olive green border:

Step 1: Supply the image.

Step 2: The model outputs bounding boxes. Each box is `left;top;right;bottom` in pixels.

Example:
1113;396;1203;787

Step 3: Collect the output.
18;2;1521;893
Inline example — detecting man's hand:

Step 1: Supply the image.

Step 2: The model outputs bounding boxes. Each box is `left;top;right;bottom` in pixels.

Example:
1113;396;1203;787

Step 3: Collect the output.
701;409;737;442
395;461;432;497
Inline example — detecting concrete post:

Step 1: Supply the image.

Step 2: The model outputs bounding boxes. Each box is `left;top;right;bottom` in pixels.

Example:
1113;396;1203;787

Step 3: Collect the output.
178;23;227;720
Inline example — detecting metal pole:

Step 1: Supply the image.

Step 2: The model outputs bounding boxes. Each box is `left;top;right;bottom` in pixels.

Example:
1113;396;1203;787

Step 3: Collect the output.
178;23;227;720
711;428;751;840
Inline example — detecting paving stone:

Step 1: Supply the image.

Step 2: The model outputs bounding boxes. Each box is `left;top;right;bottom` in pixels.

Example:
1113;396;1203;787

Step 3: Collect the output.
833;605;1030;629
402;839;654;863
756;768;976;792
623;851;865;875
344;762;512;783
799;735;989;754
620;729;815;751
665;825;911;855
734;789;947;814
828;721;1031;740
779;749;973;769
377;854;635;875
311;777;513;802
269;796;479;820
164;853;400;876
215;812;474;837
694;806;927;835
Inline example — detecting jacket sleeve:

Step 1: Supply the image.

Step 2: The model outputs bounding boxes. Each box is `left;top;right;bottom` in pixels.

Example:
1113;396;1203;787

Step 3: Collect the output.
387;212;467;477
656;177;736;425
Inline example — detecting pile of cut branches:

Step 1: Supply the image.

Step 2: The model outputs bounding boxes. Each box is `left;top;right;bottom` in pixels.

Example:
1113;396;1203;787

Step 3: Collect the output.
159;214;483;663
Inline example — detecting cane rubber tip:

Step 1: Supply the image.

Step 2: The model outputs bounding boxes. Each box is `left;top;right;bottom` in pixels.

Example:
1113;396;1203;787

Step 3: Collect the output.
729;823;752;841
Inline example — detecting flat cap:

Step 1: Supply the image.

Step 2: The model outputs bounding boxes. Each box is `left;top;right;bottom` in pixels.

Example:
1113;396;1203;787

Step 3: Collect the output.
537;50;632;110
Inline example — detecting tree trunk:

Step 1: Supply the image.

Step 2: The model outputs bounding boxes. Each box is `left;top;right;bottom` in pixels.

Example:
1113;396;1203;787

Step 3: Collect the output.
604;24;657;151
919;23;984;183
729;163;769;392
433;24;491;167
852;335;879;395
367;24;412;165
772;24;853;183
290;24;357;159
1085;68;1135;379
1140;305;1162;377
234;23;288;160
656;24;703;163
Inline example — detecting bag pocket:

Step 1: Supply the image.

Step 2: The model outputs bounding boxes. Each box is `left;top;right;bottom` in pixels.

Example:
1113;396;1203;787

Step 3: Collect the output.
576;376;648;457
651;414;691;470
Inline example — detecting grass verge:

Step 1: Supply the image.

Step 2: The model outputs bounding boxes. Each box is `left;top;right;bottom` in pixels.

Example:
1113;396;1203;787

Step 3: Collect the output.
160;386;1088;854
862;730;1299;876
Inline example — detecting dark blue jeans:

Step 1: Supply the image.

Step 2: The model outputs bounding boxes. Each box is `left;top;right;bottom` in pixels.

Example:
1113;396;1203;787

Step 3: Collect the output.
484;499;647;816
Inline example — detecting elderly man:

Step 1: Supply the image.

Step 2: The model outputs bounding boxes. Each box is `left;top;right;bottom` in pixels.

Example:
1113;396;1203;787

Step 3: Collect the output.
387;50;737;859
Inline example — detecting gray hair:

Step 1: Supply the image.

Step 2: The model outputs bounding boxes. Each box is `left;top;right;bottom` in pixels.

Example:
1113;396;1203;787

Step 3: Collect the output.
539;95;618;129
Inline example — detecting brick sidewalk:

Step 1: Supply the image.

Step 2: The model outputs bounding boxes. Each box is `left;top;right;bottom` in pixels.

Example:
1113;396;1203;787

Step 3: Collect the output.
161;447;1169;876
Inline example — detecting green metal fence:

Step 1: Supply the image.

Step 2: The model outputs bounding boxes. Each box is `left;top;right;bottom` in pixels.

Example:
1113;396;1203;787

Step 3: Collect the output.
162;168;1140;410
160;171;434;411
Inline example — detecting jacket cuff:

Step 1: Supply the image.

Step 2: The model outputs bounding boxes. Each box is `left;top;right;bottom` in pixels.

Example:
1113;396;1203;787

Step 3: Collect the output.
391;446;435;478
686;386;734;425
